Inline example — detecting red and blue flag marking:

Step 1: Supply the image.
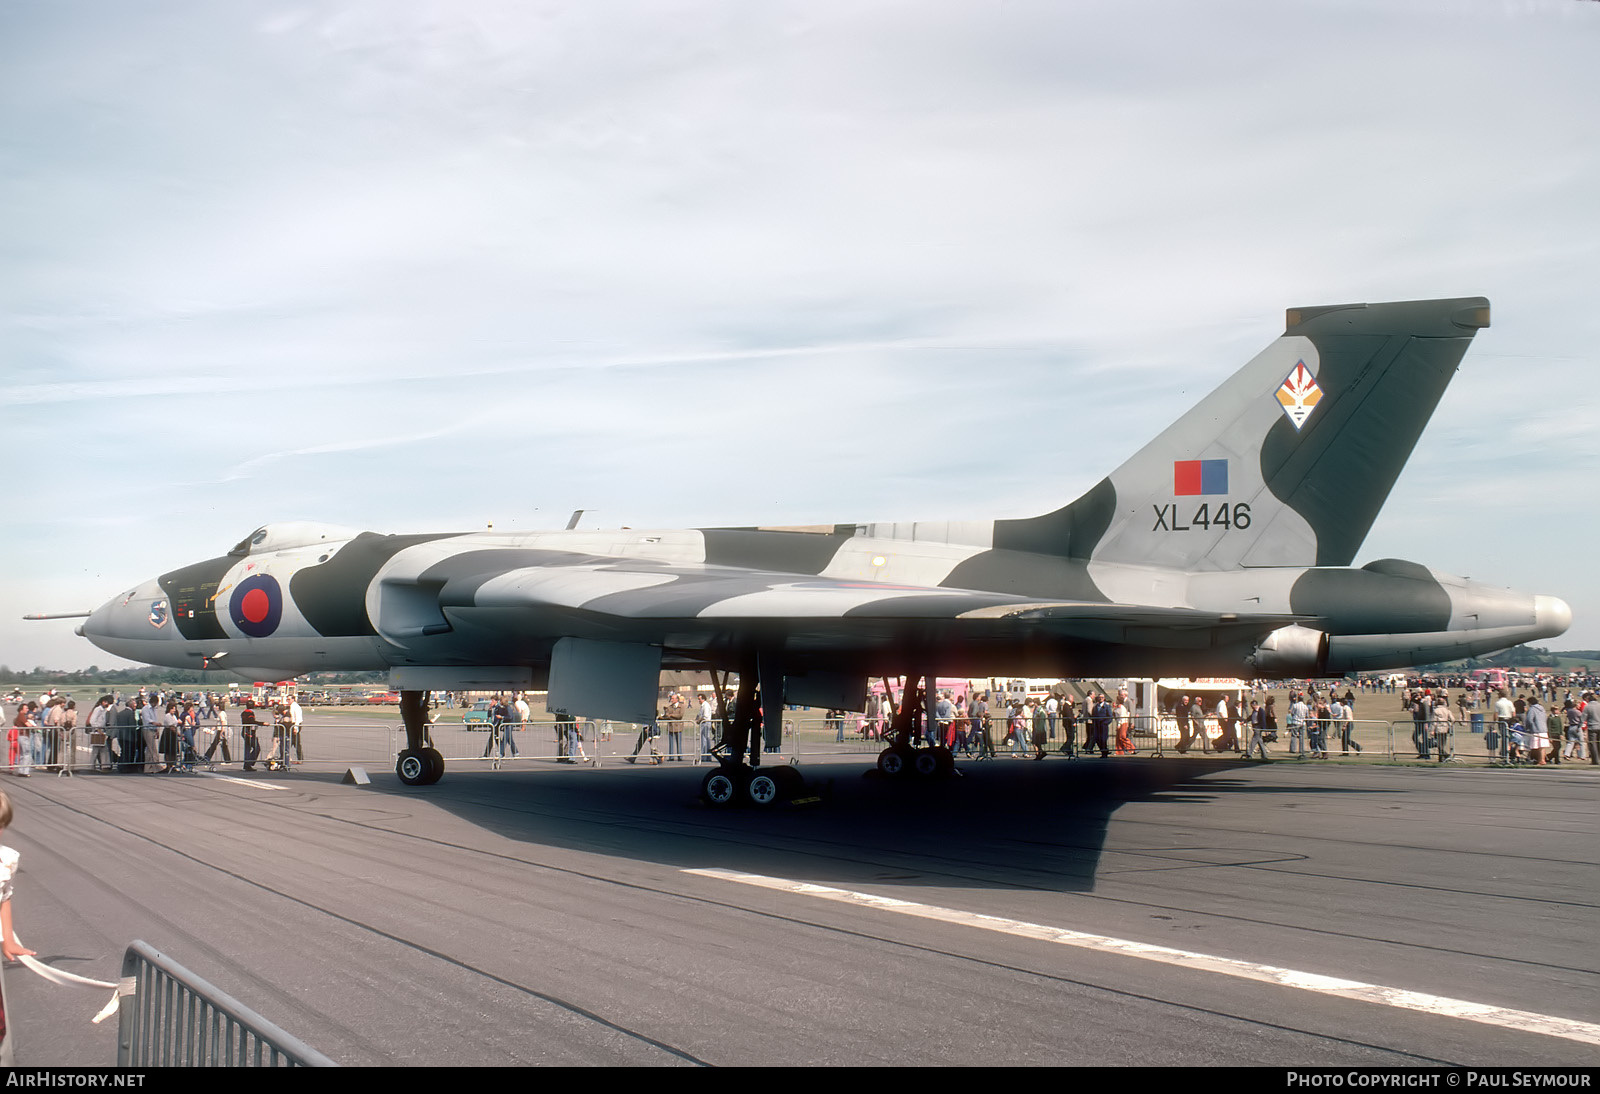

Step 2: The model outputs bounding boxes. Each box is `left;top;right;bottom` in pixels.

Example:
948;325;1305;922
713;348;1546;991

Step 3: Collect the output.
1174;459;1228;496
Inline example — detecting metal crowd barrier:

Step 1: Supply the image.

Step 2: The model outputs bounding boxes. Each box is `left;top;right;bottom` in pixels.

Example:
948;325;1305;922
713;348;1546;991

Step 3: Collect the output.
117;940;337;1067
12;712;1585;775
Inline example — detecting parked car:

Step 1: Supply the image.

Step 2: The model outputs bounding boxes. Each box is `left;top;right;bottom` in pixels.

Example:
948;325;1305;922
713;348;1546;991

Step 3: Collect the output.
463;699;494;727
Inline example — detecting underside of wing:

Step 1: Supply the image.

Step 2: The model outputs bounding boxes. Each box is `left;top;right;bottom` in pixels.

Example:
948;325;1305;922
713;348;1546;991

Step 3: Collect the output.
378;552;1303;678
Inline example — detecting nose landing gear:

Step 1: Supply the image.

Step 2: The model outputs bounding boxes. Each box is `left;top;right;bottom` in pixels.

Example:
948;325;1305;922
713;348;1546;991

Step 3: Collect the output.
397;691;445;785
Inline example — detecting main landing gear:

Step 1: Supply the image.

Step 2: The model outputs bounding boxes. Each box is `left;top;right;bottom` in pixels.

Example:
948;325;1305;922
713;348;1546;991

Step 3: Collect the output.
875;742;955;779
700;762;805;808
698;659;806;808
873;673;957;780
397;690;444;786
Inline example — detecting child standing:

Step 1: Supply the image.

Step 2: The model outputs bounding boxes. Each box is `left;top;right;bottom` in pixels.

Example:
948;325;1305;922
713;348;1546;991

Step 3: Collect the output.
0;790;37;1064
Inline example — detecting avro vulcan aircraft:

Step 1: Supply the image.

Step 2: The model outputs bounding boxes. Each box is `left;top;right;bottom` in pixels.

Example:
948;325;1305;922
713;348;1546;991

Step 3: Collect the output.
58;297;1571;795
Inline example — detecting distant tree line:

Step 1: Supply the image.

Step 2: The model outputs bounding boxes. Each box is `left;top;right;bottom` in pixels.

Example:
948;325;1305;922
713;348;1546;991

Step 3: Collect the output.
1418;646;1594;674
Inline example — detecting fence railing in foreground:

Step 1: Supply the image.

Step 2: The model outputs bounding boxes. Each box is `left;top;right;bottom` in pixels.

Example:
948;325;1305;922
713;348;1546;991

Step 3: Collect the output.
117;940;338;1067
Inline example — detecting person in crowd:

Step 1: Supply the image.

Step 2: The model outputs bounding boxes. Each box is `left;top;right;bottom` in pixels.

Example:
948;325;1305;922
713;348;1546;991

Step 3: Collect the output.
1408;690;1432;760
1245;698;1271;761
1584;692;1600;766
1308;694;1330;759
159;701;181;773
287;693;305;763
114;699;139;772
88;695;113;771
662;692;685;762
481;695;507;759
179;701;199;769
568;713;589;763
970;691;993;758
239;700;262;772
1327;693;1344;755
7;705;34;776
698;692;717;762
1507;698;1529;764
1212;694;1234;752
1286;692;1308;757
500;693;522;758
204;700;232;766
58;700;77;772
37;698;61;768
1561;698;1585;761
141;696;162;774
1090;693;1113;758
1431;692;1454;762
1523;693;1550;766
626;711;658;765
1494;689;1516;763
1545;693;1564;766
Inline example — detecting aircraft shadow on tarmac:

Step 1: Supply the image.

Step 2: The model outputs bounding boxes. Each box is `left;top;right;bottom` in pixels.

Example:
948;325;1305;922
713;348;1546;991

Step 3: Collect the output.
284;758;1403;896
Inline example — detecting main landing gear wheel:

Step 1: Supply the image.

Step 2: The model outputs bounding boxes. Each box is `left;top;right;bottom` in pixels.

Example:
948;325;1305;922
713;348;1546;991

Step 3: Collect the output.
878;746;952;778
397;748;445;786
701;767;741;807
745;769;781;807
877;747;909;777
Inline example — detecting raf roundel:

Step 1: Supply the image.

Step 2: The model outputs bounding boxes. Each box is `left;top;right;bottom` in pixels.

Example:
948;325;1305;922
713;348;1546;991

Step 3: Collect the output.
230;574;284;638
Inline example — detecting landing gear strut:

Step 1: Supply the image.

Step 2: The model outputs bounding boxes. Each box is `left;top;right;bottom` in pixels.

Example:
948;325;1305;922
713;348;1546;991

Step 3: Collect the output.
698;658;805;808
875;674;955;779
398;690;444;785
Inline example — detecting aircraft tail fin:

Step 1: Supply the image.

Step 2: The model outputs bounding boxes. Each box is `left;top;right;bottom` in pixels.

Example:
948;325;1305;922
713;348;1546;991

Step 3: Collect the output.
992;297;1490;571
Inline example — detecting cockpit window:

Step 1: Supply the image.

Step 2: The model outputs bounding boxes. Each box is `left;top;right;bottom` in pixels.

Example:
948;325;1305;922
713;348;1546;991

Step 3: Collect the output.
229;528;270;557
227;522;363;558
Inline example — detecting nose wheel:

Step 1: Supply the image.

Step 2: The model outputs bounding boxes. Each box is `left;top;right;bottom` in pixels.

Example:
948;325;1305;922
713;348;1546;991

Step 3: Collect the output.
397;747;444;785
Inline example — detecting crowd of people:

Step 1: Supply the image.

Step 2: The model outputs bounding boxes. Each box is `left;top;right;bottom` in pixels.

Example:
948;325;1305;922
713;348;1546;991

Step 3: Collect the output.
3;688;304;775
10;675;1600;773
815;678;1600;766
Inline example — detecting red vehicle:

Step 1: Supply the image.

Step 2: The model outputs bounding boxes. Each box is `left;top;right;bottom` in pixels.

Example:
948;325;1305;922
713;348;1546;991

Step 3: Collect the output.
366;692;400;705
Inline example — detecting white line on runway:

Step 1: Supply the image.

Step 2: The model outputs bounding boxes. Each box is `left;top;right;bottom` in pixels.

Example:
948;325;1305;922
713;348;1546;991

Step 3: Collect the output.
196;772;289;791
685;867;1600;1047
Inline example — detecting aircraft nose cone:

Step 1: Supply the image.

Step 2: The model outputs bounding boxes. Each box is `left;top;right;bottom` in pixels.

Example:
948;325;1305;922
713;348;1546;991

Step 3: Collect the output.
82;600;113;640
1534;595;1572;638
82;582;176;647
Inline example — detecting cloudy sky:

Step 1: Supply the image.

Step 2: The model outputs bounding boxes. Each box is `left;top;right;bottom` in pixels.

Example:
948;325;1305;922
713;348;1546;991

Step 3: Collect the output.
3;0;1596;671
